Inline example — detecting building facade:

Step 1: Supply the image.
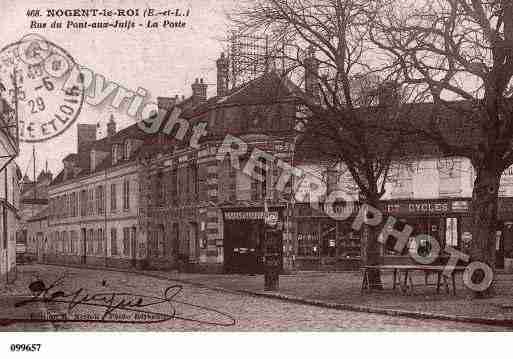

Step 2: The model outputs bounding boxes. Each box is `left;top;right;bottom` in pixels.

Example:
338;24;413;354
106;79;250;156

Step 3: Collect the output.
0;98;20;284
38;52;513;273
18;169;52;261
45;121;145;268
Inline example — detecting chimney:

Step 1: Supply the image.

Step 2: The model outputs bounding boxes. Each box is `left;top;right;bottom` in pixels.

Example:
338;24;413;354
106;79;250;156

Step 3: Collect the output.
77;124;97;153
107;114;116;137
216;52;229;97
191;78;207;104
304;47;319;100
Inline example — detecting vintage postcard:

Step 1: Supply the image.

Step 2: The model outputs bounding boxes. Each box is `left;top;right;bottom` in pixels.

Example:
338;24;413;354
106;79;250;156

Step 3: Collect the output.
0;0;512;351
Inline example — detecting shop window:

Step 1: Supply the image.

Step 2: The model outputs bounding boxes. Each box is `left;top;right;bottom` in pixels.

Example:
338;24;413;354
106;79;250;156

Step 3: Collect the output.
383;219;410;255
337;222;361;258
297;220;319;256
320;220;337;257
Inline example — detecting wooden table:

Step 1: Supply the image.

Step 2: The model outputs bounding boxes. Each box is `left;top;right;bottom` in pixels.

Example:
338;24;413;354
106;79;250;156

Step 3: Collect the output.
361;264;467;295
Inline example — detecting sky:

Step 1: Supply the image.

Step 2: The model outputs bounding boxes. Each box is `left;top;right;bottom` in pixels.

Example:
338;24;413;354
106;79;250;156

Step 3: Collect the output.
0;0;236;179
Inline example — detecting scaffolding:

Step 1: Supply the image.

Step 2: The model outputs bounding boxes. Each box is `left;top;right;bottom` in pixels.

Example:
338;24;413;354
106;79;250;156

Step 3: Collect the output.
228;32;271;88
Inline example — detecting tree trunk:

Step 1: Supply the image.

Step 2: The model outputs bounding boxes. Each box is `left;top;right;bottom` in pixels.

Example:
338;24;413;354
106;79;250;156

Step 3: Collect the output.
470;165;499;298
361;197;383;289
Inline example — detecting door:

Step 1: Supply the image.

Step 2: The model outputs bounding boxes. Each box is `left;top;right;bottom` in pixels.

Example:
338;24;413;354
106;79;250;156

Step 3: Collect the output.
172;223;180;258
131;227;137;267
224;221;263;274
189;222;198;261
81;228;86;264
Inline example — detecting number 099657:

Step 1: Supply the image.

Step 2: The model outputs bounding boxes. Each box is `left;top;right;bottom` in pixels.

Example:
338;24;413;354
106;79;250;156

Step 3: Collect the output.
9;344;41;352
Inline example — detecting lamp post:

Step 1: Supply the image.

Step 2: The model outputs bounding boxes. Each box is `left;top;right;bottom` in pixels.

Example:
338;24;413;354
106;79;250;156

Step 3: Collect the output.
263;198;280;290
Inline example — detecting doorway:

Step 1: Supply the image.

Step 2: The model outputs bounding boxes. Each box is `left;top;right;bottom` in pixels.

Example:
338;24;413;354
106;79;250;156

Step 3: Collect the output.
81;228;86;264
130;227;137;267
224;220;264;274
189;222;199;261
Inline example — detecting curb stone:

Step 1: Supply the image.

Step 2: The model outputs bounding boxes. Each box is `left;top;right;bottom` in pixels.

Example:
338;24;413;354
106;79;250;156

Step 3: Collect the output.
32;263;513;329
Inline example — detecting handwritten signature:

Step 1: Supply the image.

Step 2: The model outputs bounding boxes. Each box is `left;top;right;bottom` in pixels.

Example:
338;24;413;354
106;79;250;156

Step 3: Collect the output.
0;275;236;327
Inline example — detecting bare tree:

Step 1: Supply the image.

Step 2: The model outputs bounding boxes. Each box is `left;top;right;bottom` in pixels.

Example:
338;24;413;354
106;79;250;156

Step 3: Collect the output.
371;0;513;296
231;0;415;288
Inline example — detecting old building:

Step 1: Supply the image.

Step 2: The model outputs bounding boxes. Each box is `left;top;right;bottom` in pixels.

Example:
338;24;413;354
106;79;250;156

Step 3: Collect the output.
18;169;52;261
139;60;299;273
46;118;148;268
24;206;49;263
0;97;21;284
39;51;513;274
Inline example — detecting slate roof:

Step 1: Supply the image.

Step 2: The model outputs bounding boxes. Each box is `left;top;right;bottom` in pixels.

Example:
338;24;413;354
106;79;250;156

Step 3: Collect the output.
50;70;485;187
295;100;487;163
181;71;301;120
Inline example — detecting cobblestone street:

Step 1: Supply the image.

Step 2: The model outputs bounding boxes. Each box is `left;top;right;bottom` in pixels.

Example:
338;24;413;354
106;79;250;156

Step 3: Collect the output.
0;265;507;331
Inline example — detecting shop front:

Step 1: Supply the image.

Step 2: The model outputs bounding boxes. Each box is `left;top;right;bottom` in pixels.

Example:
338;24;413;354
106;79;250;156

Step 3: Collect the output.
292;203;361;271
222;206;284;274
381;198;472;265
497;198;513;268
384;198;513;268
291;198;513;270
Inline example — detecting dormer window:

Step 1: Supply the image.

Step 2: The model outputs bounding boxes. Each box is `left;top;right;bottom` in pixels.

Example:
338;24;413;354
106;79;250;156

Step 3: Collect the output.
112;144;119;165
124;140;131;160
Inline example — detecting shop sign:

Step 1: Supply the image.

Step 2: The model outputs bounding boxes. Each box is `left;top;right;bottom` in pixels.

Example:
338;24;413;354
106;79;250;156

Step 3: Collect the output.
451;200;469;212
408;202;449;213
224;211;279;221
384;201;452;214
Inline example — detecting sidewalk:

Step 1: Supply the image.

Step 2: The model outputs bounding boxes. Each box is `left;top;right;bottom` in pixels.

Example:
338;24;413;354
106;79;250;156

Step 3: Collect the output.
139;269;513;328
